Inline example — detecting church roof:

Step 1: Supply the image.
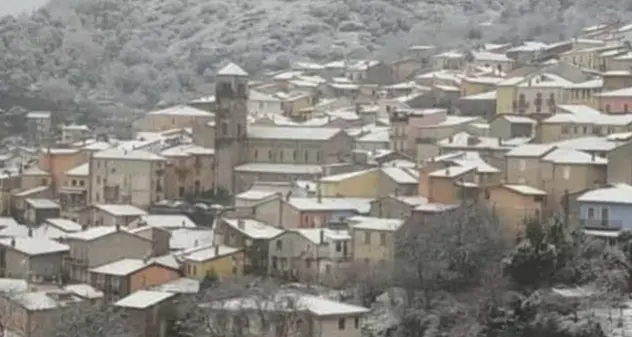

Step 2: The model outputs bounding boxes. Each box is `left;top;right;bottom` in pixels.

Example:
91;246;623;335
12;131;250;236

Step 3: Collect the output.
247;126;343;140
217;62;248;77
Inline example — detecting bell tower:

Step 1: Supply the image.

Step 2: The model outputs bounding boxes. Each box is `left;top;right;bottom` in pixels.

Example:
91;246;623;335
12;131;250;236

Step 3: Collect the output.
213;62;249;195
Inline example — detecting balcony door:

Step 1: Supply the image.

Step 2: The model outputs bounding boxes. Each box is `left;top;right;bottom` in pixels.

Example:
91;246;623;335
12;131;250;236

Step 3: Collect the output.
601;207;609;227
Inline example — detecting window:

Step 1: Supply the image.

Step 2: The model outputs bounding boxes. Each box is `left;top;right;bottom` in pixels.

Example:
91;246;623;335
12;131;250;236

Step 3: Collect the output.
305;259;311;268
279;150;284;161
72;180;77;186
380;233;387;246
237;124;241;138
626;104;630;113
364;232;371;244
316;152;320;162
561;126;570;134
582;126;587;134
171;117;175;125
96;192;100;202
276;240;283;251
254;150;258;160
355;317;360;329
606;104;611;113
563;166;571;180
293;151;297;160
179;187;185;197
268;150;272;160
111;167;116;173
79;180;85;187
96;176;101;184
519;159;526;171
335;241;341;252
587;207;595;219
222;122;228;136
304;151;309;162
338;318;346;330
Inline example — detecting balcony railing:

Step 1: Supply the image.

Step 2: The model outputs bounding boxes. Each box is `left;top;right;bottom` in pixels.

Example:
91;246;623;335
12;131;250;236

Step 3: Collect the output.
580;219;623;230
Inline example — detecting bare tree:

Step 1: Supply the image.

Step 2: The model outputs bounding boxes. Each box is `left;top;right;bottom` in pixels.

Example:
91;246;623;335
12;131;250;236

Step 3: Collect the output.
175;277;312;337
51;301;132;337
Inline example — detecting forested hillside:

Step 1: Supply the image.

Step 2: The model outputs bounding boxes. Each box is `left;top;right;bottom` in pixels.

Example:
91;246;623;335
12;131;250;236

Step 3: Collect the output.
0;0;629;115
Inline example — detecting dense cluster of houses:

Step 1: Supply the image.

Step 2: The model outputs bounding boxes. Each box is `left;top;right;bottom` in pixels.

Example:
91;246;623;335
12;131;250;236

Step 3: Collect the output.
3;21;632;337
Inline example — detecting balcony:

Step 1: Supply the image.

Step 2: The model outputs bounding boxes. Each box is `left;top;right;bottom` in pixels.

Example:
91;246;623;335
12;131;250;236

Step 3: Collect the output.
580;219;623;230
64;256;88;266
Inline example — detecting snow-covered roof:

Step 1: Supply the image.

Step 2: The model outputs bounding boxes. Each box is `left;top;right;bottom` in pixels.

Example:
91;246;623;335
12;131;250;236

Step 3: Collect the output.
217;62;248;77
65;226;130;241
381;167;418;184
234;163;322;175
0;218;19;229
93;148;164;161
349;216;404;231
180;244;242;262
505;144;556;157
9;290;83;311
566;78;603;89
553;136;621;152
471;50;513;62
249;90;281;102
597;86;632;97
152;277;200;294
0;237;69;256
94;204;147;217
169;228;215;251
61;124;90;131
26;111;50;119
503;184;547;196
160;144;214;157
133;215;196;229
437;132;520;150
428;165;475;178
320;169;375;183
44;218;83;232
500;115;537;124
392;195;429;206
293;228;350;243
63;284;104;299
542;148;607;165
236;189;278;201
25;198;59;209
114;290;175;309
90;257;176;276
460;90;497;100
577;184;632;204
147;105;213;117
247;126;342;140
65;163;89;176
287;197;372;213
222;218;284;240
215;291;369;317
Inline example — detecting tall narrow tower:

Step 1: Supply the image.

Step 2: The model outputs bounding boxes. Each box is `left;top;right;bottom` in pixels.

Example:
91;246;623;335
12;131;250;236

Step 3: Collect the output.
214;62;249;195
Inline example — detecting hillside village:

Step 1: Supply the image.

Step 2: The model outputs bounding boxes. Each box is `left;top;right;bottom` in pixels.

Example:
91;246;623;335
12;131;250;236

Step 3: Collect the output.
6;21;632;337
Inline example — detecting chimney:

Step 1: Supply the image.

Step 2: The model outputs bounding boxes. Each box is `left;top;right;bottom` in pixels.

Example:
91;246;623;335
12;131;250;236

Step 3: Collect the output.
10;238;15;247
181;220;186;227
237;219;245;229
194;240;199;247
448;136;453;143
320;229;325;244
214;245;219;256
115;224;120;231
27;228;32;238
